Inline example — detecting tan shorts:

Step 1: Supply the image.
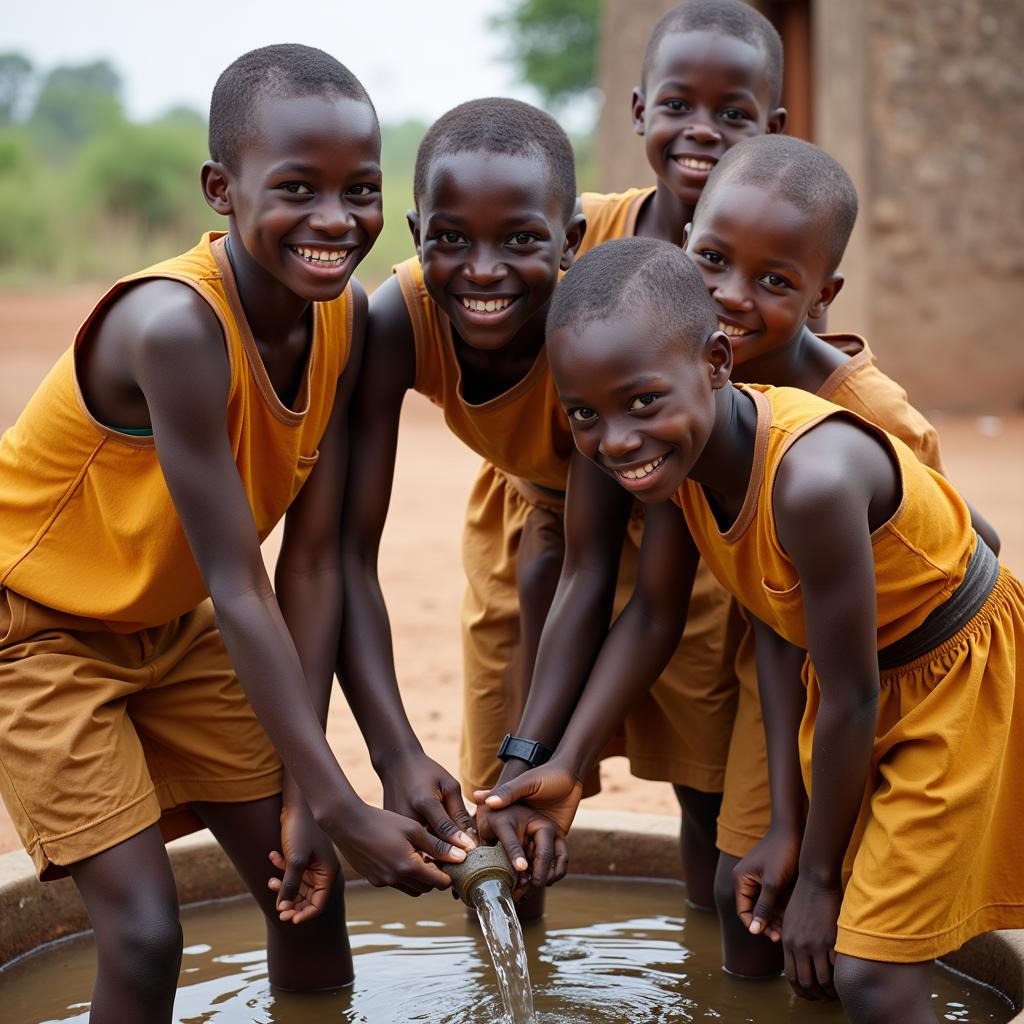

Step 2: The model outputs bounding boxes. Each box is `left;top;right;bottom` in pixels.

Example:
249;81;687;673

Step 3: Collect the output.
0;589;282;879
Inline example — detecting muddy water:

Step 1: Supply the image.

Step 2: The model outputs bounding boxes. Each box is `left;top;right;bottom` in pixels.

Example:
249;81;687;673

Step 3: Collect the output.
0;878;1011;1023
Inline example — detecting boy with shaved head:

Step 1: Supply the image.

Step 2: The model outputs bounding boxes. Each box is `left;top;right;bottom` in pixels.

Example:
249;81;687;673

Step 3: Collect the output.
339;98;586;919
0;45;471;1022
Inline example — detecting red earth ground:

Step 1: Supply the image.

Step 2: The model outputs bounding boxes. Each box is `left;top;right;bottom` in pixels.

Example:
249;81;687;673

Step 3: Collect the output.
0;288;1021;856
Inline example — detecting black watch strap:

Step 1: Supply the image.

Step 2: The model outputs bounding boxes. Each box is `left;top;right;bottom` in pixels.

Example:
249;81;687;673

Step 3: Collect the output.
497;733;553;767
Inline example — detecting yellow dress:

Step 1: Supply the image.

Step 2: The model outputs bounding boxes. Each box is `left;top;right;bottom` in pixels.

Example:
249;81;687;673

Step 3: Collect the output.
674;384;1024;962
717;334;949;857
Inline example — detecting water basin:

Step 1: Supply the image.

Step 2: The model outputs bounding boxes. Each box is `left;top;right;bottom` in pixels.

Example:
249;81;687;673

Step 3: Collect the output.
0;876;1013;1023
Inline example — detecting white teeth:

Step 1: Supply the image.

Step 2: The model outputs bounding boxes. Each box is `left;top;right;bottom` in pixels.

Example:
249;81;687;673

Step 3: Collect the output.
619;456;665;481
679;157;715;171
293;247;348;265
461;296;513;313
719;320;752;337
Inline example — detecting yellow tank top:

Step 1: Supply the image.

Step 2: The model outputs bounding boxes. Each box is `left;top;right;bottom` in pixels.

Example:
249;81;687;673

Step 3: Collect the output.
0;232;353;630
816;334;946;475
578;187;655;255
394;258;573;491
672;385;974;650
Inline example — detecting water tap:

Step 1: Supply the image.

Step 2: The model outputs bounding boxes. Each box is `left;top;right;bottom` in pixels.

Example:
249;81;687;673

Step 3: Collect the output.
443;843;516;906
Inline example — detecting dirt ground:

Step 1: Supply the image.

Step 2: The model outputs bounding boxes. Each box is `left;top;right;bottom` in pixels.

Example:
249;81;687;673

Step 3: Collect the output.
0;288;1021;857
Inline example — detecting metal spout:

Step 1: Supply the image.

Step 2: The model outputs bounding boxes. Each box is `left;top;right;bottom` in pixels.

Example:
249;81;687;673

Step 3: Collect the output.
443;843;515;906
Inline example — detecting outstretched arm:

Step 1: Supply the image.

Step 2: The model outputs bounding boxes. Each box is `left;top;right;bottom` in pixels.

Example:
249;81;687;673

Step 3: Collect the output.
732;616;807;943
132;282;464;896
482;500;698;877
337;275;475;849
504;451;634;753
768;420;893;1000
267;281;364;920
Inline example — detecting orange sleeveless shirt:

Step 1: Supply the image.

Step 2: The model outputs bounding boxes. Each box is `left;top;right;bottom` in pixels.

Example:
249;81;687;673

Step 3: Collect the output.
394;258;573;491
672;385;974;650
0;232;353;630
578;187;655;256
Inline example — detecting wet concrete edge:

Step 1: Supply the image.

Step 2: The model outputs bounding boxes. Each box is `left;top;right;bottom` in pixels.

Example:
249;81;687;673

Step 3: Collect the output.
1;809;1020;1020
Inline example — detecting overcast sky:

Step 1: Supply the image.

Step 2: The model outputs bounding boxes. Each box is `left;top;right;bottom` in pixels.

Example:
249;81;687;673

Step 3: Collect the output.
7;0;563;125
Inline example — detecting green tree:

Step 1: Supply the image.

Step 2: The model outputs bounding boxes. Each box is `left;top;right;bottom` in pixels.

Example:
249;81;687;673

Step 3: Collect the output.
30;60;124;154
73;118;211;235
491;0;601;109
0;52;33;124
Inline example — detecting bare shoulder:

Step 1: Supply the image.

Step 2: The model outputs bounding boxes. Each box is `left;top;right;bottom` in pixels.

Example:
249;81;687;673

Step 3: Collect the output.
775;417;899;540
80;278;228;427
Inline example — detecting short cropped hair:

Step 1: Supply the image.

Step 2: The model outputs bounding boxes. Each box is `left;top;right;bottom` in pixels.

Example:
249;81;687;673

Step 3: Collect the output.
209;44;377;171
642;0;784;109
548;237;718;353
696;135;859;272
413;98;577;221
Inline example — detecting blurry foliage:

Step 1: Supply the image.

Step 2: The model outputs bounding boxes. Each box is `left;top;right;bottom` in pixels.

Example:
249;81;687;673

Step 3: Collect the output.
491;0;601;109
0;53;597;289
29;60;125;157
0;53;33;124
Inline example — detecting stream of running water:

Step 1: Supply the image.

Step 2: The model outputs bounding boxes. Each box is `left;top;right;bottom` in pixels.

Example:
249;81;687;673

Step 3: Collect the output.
470;877;536;1024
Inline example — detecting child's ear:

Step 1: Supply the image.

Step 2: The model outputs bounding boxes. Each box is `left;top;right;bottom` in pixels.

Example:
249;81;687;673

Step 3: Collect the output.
707;329;733;388
808;272;844;320
682;221;692;250
560;211;587;270
407;210;423;260
631;87;647;135
767;107;788;135
201;161;232;216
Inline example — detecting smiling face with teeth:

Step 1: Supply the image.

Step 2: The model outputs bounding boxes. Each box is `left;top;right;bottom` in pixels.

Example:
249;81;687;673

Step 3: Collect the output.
632;30;785;214
412;151;583;356
549;313;732;504
685;179;844;373
203;93;383;307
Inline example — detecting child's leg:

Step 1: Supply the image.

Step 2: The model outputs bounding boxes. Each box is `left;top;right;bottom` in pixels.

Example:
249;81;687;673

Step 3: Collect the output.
192;795;353;991
833;955;935;1024
712;852;783;977
672;784;722;911
68;824;183;1024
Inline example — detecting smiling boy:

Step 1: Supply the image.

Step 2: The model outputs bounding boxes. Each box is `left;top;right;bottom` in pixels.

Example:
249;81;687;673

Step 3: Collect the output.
0;45;469;1023
678;133;1000;974
339;99;587;916
482;237;1024;1023
486;0;790;914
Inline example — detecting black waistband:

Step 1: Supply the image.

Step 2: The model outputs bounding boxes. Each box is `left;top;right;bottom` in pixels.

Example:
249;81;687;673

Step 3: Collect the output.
877;536;1000;671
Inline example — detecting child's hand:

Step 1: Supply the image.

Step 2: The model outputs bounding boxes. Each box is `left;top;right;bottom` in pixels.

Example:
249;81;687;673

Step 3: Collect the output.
267;802;340;924
475;762;583;879
780;877;841;1001
378;750;477;853
733;827;800;944
478;804;569;891
336;802;467;896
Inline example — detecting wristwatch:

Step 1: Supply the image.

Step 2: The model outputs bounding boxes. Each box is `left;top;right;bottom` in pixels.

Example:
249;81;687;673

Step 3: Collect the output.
497;733;554;767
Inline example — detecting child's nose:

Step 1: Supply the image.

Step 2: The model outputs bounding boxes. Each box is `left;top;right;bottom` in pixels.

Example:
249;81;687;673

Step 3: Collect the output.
683;120;722;145
309;199;355;235
599;420;643;458
462;251;508;286
713;276;753;312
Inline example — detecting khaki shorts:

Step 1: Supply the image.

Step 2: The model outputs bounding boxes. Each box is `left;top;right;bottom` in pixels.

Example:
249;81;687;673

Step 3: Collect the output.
0;589;282;879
